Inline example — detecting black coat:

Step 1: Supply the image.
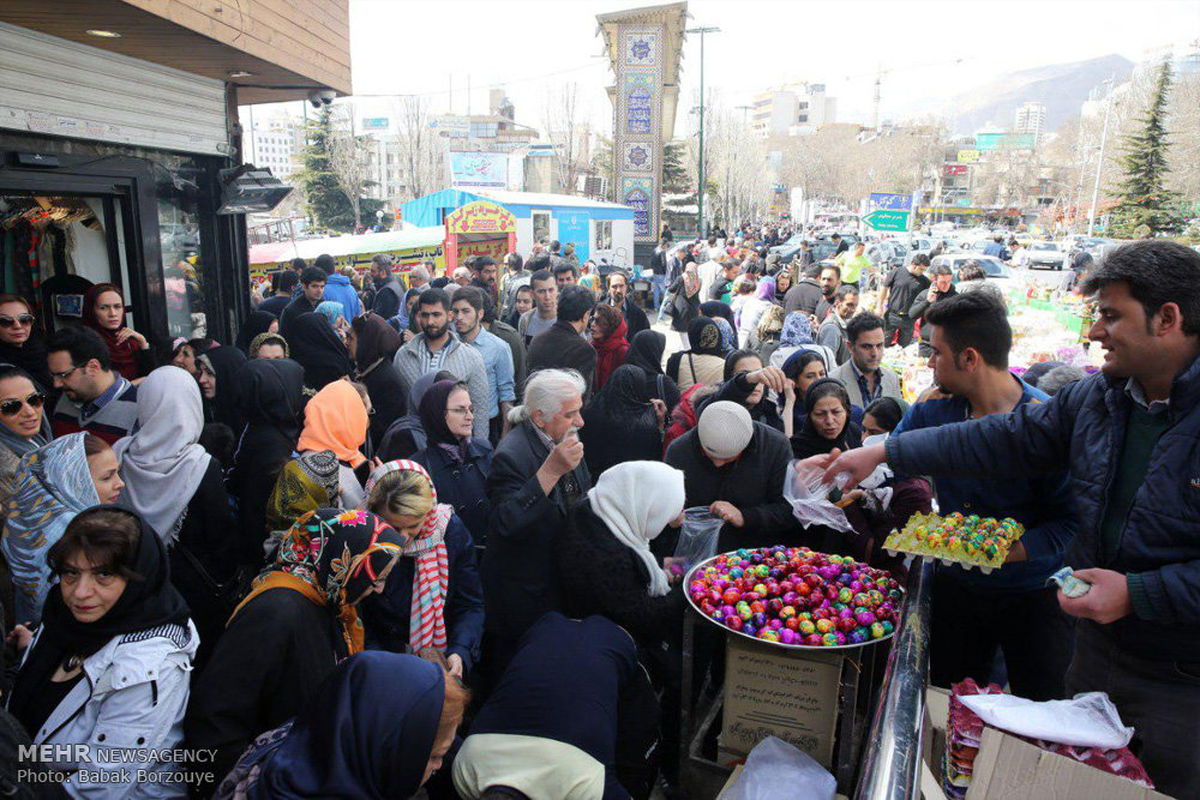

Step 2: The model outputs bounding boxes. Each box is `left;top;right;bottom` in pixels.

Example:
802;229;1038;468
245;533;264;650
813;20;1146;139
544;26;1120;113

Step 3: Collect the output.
170;457;238;668
184;588;344;788
668;276;701;332
358;359;408;451
483;421;591;645
370;277;404;321
783;278;824;315
664;422;796;553
526;320;597;392
557;503;684;648
413;439;493;543
619;297;650;340
360;515;485;673
908;284;957;357
278;294;316;338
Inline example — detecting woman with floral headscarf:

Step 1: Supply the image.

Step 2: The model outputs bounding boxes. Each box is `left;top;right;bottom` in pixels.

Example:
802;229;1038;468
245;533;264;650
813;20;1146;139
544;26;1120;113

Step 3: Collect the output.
185;508;406;788
358;460;484;681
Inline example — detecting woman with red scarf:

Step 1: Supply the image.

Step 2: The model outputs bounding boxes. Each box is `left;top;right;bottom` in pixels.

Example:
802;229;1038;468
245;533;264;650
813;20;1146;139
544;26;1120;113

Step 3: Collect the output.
82;283;153;380
590;302;629;393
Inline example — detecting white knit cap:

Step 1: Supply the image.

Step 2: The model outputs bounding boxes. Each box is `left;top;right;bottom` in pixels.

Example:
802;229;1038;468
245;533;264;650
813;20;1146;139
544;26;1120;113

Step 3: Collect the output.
697;401;754;459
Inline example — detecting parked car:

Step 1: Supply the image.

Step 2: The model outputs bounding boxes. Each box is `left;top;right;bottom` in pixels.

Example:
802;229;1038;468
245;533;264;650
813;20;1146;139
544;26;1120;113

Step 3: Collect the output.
931;254;1012;282
1022;241;1068;271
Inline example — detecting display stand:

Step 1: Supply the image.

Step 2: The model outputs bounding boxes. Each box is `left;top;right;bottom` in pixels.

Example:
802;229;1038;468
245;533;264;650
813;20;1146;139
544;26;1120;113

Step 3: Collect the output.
679;603;891;797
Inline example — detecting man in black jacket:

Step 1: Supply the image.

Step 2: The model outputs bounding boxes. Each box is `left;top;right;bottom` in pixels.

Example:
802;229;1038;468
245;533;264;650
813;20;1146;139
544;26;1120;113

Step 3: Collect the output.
279;266;327;336
665;400;795;553
603;270;649;339
483;368;591;678
526;285;597;393
368;254;405;321
908;263;957;357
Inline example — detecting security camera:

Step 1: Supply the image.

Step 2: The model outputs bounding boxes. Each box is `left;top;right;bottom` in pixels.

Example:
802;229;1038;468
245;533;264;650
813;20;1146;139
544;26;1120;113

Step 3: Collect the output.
308;89;336;108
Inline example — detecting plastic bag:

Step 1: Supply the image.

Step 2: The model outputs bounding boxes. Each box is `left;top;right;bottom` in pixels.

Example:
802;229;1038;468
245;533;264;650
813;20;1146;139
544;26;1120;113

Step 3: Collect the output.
723;736;836;800
959;691;1134;749
673;506;722;570
783;460;853;534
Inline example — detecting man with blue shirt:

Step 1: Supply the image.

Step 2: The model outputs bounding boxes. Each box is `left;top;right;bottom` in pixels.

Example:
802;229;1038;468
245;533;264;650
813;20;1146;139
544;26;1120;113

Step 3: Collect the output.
889;291;1077;700
453;286;515;445
322;264;363;320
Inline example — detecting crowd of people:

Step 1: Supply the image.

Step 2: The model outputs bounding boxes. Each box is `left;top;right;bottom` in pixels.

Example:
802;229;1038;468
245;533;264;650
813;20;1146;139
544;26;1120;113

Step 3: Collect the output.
0;228;1196;799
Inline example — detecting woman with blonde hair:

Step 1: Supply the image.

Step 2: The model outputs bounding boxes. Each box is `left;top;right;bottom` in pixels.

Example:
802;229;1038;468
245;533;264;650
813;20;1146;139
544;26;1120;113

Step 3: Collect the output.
360;460;484;680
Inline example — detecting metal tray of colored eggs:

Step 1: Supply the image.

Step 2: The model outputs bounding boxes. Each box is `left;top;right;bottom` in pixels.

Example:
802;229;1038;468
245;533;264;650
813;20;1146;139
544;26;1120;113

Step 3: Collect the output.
882;512;1026;574
684;545;904;651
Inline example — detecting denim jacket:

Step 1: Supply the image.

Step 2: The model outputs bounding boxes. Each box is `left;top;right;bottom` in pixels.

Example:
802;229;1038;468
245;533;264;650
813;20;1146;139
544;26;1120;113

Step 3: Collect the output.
18;621;198;799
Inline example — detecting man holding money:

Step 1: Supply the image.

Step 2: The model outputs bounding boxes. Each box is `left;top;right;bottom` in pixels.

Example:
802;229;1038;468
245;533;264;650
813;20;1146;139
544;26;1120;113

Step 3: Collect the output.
806;242;1200;797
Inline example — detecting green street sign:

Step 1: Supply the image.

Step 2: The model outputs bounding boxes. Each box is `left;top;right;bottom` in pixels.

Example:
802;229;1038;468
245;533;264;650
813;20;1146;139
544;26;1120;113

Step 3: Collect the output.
862;209;910;232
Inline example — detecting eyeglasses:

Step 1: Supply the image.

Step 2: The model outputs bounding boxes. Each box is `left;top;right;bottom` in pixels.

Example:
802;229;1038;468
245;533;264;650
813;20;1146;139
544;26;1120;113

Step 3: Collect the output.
447;405;474;417
49;364;83;380
0;392;44;417
0;314;34;329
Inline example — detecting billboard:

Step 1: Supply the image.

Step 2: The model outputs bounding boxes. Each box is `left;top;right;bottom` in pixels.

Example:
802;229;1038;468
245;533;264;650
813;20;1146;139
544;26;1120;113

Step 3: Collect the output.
957;149;980;163
975;133;1035;152
361;117;389;130
450;151;507;188
868;192;912;211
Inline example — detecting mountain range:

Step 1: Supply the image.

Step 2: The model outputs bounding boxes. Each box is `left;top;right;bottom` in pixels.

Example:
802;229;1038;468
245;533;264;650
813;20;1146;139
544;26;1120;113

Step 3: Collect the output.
939;53;1135;136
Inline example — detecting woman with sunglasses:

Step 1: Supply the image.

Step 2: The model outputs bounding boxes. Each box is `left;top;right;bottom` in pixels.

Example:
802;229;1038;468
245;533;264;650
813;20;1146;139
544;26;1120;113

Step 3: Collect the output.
5;507;197;798
82;283;153;382
3;432;124;626
0;364;51;509
0;294;54;396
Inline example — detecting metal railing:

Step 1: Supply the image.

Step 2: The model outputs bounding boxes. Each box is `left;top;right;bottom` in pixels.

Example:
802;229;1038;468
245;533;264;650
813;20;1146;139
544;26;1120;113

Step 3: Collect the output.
853;559;934;800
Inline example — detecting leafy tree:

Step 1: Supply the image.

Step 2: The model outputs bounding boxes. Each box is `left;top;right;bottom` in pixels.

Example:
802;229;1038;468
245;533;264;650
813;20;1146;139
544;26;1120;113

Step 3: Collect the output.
1110;60;1184;237
662;140;691;194
292;107;384;233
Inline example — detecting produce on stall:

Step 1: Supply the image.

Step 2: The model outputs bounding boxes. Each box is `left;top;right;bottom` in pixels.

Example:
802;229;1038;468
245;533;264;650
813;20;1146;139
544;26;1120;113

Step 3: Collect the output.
883;511;1025;572
686;546;902;647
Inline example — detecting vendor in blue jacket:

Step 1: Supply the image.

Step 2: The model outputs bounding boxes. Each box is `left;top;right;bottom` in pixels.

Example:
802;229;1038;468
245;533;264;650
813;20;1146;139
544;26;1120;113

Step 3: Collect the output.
809;241;1200;799
889;290;1077;701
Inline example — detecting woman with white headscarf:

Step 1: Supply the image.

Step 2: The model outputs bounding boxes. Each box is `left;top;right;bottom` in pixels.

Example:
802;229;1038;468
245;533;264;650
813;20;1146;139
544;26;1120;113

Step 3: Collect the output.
556;460;686;647
113;365;238;666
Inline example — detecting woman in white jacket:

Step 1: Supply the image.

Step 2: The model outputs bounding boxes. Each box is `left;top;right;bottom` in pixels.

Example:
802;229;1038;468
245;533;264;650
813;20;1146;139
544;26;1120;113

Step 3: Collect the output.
6;506;197;799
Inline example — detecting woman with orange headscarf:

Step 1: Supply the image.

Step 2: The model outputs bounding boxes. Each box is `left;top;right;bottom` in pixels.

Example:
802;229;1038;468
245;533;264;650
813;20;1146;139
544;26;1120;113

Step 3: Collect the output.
185;508;406;788
292;378;370;508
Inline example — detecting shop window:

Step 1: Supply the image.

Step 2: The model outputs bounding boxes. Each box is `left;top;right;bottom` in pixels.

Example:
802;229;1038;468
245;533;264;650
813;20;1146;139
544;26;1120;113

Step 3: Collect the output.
158;192;206;339
532;211;551;243
594;220;613;251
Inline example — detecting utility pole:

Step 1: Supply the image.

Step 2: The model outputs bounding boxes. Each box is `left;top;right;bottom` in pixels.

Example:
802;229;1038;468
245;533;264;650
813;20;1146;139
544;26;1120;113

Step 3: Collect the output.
1087;76;1115;237
687;26;720;238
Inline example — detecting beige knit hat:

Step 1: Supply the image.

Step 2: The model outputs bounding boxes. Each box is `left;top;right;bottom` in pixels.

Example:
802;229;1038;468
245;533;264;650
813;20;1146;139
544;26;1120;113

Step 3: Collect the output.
697;401;754;459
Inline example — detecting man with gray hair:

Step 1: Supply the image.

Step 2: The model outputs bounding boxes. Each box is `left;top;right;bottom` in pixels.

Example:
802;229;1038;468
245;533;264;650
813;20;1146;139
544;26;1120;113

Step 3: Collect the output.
409;263;433;294
483;368;591;675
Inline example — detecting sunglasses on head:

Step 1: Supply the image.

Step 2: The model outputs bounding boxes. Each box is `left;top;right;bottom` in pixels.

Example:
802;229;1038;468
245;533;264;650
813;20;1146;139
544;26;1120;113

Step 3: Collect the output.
0;314;34;329
0;392;44;417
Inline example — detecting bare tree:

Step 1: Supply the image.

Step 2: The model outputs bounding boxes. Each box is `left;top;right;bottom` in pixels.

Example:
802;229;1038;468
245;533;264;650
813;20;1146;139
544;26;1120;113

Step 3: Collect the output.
325;107;374;230
393;95;447;201
545;83;586;194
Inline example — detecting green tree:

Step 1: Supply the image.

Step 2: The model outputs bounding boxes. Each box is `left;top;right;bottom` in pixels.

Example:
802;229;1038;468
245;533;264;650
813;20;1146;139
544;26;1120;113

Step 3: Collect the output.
292;107;384;233
1110;60;1184;237
662;140;691;194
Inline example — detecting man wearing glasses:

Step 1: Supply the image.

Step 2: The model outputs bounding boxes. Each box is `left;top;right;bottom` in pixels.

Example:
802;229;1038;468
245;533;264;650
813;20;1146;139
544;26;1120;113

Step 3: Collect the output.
46;326;139;444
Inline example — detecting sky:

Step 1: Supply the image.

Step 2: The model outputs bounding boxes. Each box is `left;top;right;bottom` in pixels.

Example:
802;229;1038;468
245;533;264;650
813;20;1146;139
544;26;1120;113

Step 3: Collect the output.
255;0;1200;135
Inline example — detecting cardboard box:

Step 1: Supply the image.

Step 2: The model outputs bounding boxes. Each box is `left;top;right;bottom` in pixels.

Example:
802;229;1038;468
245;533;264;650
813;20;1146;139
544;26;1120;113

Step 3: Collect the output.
968;728;1174;800
720;635;844;767
920;687;1174;800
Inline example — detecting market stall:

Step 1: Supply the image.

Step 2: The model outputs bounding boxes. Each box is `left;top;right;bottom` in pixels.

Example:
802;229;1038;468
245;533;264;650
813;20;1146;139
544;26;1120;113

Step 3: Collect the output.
247;226;447;281
442;200;518;272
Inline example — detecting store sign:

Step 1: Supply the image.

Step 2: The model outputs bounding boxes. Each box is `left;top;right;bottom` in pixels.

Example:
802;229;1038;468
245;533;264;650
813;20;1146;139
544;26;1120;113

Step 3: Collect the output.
361;117;389;130
957;149;980;163
975;133;1035;152
944;164;969;177
450;151;507;188
444;200;517;235
868;192;912;211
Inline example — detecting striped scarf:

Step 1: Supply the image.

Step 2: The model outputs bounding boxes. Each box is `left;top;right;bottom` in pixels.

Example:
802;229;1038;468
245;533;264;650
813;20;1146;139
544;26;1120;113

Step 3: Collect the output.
366;459;452;652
